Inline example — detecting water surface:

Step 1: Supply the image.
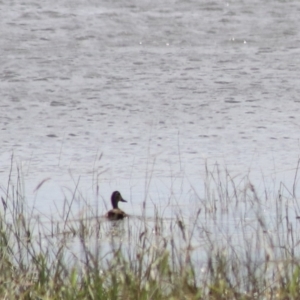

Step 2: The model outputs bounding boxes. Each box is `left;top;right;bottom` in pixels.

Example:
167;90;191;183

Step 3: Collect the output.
1;0;300;228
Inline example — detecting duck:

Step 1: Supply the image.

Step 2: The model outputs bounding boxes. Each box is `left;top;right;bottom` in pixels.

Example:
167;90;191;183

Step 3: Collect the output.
106;191;127;220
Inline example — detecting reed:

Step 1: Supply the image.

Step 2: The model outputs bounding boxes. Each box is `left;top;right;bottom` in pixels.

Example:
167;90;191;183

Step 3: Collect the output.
1;157;300;299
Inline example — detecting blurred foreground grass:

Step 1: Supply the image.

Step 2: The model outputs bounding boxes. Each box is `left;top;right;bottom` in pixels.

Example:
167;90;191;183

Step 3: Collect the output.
1;158;300;299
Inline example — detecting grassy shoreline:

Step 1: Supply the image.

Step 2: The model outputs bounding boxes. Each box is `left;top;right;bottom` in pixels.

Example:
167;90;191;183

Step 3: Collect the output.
1;160;300;299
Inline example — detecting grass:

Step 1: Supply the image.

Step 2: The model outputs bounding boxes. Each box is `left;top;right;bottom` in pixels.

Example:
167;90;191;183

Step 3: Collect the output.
1;157;300;299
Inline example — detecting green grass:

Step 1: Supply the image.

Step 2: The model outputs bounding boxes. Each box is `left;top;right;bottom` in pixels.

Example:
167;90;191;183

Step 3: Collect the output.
1;157;300;299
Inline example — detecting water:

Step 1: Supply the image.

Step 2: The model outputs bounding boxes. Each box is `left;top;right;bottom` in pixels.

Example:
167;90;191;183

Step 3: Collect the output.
1;0;300;229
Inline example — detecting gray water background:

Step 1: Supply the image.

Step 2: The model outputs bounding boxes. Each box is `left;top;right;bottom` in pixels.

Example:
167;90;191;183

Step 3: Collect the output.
1;0;300;233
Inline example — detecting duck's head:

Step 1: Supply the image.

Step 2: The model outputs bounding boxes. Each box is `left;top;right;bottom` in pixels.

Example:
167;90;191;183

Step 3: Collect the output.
111;191;127;209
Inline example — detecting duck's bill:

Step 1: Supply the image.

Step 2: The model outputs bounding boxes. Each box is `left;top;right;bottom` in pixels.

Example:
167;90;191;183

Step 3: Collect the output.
121;198;127;202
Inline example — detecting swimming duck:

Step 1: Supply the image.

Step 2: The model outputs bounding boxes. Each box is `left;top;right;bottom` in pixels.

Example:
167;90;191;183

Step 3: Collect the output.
106;191;127;220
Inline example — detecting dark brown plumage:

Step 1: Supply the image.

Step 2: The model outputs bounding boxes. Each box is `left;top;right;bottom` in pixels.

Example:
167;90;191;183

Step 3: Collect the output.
105;191;127;220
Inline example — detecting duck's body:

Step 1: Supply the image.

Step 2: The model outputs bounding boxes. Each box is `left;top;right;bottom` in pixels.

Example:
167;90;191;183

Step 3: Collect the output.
106;208;127;220
106;191;127;220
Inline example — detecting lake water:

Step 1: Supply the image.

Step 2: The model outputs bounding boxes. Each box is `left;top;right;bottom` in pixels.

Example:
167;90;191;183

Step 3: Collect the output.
1;0;300;231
